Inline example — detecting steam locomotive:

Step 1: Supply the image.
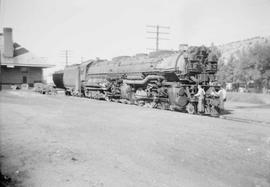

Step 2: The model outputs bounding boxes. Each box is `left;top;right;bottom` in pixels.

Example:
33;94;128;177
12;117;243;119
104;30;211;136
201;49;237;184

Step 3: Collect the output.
53;46;221;116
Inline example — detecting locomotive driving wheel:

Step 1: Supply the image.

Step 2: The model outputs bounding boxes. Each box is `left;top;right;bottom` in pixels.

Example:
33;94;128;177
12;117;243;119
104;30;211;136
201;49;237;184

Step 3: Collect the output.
105;96;111;102
104;92;111;102
158;102;168;110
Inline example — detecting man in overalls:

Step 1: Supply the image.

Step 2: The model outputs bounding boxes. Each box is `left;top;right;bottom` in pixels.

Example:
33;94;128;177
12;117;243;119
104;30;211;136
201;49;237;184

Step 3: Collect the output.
195;85;205;114
217;86;227;113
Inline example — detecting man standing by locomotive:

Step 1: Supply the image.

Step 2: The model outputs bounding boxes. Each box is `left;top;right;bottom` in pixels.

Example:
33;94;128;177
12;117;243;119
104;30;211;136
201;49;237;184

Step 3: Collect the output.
217;86;227;113
195;85;205;114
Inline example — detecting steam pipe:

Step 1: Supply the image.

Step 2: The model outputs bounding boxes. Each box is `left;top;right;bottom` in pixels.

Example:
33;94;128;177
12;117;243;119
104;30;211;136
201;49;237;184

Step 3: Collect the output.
123;75;164;85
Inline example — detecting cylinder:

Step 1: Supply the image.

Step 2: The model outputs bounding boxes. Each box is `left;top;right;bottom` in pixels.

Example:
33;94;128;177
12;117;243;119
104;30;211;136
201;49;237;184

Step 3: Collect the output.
3;27;14;58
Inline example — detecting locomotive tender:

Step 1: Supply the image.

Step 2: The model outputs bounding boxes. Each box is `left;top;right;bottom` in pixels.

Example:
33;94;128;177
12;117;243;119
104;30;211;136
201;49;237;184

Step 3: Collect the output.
53;46;221;116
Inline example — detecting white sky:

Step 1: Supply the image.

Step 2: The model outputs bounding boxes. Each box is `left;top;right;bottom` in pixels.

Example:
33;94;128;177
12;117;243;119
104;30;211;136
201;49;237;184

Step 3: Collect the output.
1;0;270;66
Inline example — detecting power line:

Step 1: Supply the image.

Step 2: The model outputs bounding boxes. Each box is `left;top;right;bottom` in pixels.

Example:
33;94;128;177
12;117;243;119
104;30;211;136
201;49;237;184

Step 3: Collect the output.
146;25;170;52
147;25;170;29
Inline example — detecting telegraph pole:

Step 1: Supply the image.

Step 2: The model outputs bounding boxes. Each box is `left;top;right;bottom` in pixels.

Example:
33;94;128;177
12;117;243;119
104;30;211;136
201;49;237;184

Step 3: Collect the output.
60;50;72;67
0;50;2;91
146;25;170;52
65;50;69;66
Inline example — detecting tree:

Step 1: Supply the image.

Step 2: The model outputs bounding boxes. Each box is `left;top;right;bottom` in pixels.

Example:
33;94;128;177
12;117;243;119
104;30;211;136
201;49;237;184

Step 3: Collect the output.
217;43;270;92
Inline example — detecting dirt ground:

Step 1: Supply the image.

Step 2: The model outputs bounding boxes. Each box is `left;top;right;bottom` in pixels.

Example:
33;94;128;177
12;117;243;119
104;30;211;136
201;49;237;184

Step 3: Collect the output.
0;90;270;187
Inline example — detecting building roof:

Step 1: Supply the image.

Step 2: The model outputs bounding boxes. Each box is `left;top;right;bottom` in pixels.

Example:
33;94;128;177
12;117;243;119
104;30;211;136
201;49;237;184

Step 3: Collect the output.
0;34;53;68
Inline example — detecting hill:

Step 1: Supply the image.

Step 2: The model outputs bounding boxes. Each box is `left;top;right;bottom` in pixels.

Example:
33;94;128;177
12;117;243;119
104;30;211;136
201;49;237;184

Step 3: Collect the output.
216;36;270;92
218;36;270;65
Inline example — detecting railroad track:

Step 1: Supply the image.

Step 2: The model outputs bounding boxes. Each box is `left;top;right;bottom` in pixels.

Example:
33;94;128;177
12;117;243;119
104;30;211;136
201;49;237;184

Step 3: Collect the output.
219;115;270;127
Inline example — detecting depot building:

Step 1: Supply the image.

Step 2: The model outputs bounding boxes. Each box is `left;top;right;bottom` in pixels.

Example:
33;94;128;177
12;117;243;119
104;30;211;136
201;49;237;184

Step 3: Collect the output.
0;28;52;89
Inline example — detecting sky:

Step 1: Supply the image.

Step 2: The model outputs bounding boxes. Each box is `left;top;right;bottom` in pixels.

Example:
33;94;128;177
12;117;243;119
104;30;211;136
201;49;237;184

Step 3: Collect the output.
0;0;270;66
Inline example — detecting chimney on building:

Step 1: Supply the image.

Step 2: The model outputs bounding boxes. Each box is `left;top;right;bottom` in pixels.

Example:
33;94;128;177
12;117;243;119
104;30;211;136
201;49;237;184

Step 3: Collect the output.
3;27;14;58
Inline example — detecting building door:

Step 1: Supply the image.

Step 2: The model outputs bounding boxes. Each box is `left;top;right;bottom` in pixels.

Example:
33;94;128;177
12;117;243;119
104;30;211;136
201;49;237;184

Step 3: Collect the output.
23;76;27;83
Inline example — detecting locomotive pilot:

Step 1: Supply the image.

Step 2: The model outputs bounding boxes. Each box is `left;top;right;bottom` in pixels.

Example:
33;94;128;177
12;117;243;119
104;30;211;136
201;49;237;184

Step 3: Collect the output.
194;85;205;114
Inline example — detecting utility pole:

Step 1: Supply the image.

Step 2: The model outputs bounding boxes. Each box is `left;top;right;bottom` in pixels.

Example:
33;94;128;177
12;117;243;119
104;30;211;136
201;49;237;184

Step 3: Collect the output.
146;25;170;52
60;50;72;67
81;56;84;63
0;50;2;91
65;50;69;66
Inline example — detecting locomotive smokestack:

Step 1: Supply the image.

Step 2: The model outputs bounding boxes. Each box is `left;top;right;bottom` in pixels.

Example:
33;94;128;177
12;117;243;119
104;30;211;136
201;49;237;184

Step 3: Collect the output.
3;27;14;58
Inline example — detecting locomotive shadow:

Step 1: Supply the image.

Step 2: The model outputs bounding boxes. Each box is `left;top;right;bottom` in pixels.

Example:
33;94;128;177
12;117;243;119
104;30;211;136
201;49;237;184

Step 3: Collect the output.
220;109;233;115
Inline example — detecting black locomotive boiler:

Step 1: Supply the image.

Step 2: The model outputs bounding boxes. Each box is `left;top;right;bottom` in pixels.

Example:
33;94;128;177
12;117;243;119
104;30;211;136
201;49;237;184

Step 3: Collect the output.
53;46;221;116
